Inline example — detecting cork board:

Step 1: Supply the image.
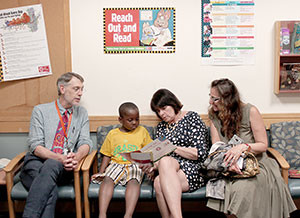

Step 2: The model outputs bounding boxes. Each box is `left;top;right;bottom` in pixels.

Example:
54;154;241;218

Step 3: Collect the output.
0;0;71;132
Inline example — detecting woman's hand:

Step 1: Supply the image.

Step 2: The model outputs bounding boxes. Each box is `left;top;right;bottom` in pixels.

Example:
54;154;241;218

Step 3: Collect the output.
224;144;246;166
139;163;158;181
228;163;242;175
139;163;153;173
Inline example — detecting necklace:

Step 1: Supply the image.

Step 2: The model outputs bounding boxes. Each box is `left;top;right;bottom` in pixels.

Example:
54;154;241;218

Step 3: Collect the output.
166;121;179;134
166;111;182;134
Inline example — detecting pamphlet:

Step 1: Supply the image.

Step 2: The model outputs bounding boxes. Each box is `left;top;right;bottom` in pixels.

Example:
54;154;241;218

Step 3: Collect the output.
0;158;10;169
288;169;300;178
119;137;176;164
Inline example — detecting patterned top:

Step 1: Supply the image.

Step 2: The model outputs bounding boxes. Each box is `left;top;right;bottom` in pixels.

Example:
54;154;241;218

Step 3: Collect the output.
156;111;209;192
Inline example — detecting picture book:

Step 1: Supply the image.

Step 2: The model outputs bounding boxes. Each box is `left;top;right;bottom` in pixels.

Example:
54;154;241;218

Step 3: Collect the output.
119;137;176;164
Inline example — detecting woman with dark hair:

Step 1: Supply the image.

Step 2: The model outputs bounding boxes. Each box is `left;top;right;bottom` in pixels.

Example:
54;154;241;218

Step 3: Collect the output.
142;88;209;218
207;78;296;218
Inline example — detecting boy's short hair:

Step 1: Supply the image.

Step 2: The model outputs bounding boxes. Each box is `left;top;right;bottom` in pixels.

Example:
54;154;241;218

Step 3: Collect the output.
119;102;139;117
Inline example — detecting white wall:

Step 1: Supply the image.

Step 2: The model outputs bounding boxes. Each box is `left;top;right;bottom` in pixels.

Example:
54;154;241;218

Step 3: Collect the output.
70;0;300;116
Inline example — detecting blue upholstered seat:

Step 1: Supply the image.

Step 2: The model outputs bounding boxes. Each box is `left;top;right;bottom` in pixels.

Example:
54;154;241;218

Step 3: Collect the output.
4;152;84;218
270;121;300;198
10;174;77;200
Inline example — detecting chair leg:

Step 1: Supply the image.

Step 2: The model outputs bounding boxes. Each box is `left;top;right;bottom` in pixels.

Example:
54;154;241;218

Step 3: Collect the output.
83;172;90;218
74;172;82;218
6;172;16;218
7;195;15;218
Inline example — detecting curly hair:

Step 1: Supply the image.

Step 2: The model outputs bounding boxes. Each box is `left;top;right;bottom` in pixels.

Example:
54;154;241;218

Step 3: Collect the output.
209;78;242;139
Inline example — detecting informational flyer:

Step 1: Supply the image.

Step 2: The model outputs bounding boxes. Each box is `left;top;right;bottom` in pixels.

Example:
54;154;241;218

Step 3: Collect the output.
201;0;255;65
0;4;51;82
104;8;176;54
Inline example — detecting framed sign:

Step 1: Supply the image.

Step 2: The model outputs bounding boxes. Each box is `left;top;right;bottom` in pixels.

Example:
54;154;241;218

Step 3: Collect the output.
103;7;176;54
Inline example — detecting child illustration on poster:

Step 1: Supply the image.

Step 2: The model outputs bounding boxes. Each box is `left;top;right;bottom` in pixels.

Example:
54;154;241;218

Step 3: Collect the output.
104;8;175;54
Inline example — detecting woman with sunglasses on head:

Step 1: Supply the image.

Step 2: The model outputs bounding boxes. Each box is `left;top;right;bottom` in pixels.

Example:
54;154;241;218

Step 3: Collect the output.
141;88;209;218
207;78;296;218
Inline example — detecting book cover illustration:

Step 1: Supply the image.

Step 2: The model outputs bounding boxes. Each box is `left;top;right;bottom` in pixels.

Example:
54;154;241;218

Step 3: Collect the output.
280;63;300;91
281;28;290;55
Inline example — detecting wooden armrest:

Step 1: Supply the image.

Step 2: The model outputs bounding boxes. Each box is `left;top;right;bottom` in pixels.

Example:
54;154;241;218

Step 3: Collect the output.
4;151;27;213
267;148;290;169
81;150;97;172
74;157;85;173
3;151;26;174
267;147;289;184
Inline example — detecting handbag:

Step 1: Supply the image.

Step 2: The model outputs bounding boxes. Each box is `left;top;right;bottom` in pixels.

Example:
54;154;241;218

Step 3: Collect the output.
205;148;260;179
222;151;259;178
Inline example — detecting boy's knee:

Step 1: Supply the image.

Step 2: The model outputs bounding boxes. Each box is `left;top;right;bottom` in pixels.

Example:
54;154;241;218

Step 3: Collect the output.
101;176;114;185
127;179;140;186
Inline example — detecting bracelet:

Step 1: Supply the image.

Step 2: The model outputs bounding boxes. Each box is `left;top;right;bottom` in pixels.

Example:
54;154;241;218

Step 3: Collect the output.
245;143;251;152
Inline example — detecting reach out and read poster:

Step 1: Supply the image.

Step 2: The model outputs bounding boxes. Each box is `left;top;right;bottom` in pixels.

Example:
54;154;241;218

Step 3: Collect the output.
0;4;51;82
104;8;175;54
201;0;255;65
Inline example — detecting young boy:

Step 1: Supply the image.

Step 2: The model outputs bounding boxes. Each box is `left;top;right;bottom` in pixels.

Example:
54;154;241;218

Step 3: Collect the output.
92;102;152;218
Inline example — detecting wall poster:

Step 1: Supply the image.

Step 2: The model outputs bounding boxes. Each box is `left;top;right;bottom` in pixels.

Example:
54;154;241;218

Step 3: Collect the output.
103;8;176;54
201;0;255;65
0;4;51;82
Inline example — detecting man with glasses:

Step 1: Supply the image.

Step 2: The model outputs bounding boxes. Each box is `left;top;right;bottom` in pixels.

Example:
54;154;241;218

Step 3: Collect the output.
20;72;92;218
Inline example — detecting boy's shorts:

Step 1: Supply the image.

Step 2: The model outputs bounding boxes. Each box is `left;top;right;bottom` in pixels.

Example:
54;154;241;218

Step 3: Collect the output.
104;162;144;186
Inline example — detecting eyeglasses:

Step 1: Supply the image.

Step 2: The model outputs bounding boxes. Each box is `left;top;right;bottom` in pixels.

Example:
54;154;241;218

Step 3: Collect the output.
209;94;220;102
72;86;84;93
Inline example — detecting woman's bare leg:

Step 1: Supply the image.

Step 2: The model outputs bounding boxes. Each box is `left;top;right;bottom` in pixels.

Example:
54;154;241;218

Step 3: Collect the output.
154;176;171;218
156;157;189;218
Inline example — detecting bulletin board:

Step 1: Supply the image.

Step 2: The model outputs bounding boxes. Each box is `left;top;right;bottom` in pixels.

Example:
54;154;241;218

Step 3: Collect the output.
0;0;72;132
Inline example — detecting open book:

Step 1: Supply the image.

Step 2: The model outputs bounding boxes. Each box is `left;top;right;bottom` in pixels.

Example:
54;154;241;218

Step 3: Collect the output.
119;137;176;164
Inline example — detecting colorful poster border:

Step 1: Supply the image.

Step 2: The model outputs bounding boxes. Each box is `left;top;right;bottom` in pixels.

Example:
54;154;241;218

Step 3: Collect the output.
103;7;176;54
